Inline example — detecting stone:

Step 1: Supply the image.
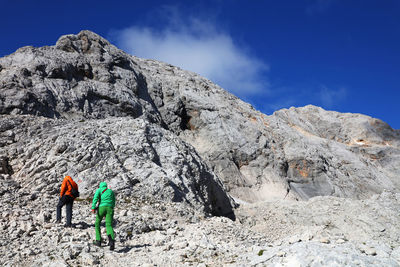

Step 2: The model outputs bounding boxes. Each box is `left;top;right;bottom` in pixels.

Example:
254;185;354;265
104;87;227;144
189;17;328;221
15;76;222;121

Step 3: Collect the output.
276;251;286;257
320;238;330;244
288;235;301;244
79;252;99;265
166;228;177;236
363;247;377;256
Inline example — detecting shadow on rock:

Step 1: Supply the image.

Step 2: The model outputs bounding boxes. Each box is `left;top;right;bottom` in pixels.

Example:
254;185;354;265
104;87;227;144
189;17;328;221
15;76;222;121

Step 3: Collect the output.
116;244;151;254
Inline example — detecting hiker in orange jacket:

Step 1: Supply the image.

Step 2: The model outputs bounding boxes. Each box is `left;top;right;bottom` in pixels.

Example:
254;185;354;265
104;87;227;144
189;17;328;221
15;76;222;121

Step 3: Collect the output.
56;175;79;227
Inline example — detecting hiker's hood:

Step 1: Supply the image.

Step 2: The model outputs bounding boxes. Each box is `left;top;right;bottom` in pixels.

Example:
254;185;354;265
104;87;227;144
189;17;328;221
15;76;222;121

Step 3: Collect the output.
99;182;107;189
64;176;72;182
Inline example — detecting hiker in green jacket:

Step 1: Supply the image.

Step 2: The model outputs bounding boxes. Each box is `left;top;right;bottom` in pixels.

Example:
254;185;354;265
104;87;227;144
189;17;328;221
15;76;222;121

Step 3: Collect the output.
91;182;116;250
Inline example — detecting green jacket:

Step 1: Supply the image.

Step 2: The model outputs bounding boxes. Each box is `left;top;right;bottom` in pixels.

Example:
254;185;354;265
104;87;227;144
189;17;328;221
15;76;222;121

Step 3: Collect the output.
91;182;115;209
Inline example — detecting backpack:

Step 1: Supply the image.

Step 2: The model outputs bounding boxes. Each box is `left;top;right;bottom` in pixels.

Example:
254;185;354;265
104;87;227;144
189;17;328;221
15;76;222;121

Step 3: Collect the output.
94;188;108;210
67;179;80;198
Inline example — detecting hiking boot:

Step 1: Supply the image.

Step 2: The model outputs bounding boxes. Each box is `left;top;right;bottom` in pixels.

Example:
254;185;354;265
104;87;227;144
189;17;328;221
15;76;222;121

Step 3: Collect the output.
108;235;115;251
55;220;61;224
64;224;72;228
93;240;101;247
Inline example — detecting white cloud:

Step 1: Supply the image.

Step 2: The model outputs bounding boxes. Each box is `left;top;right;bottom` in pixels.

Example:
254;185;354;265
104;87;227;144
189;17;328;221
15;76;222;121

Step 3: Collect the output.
112;18;269;98
319;85;347;107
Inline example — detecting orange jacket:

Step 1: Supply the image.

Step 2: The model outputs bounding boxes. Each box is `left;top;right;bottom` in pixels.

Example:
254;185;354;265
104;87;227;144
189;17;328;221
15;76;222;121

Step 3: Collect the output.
60;176;78;198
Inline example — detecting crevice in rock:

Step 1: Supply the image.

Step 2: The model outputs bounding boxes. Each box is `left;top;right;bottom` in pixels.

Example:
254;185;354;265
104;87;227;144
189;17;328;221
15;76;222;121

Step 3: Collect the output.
143;126;162;167
18;91;60;118
179;106;192;131
86;90;119;104
232;156;240;170
169;180;189;203
135;71;168;128
0;157;13;175
47;63;93;82
112;56;134;71
278;160;289;177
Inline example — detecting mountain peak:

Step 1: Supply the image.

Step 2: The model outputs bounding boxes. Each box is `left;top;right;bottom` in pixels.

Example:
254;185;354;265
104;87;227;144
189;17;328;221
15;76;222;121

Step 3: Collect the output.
55;30;112;54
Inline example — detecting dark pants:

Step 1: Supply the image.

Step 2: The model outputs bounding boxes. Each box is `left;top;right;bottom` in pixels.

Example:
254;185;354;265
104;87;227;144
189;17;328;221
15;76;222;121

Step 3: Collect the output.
56;195;74;225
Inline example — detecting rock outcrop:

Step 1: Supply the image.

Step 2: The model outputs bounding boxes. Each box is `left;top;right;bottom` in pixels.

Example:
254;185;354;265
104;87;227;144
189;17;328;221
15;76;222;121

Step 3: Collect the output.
135;53;400;202
1;30;400;266
0;31;235;219
2;30;399;204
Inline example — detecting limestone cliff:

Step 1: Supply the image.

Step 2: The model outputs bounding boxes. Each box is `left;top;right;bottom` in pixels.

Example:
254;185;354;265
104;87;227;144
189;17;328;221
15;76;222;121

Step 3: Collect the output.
1;30;399;206
1;30;400;267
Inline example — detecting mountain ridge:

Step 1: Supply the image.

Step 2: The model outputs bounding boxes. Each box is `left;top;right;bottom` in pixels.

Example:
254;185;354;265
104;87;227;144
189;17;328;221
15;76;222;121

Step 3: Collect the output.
1;30;400;266
1;30;400;203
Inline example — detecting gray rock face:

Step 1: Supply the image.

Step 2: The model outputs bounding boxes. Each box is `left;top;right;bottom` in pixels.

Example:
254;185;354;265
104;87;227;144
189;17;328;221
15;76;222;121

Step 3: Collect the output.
137;55;400;201
272;106;400;199
0;31;234;218
1;30;400;266
2;30;399;204
0;114;233;218
0;31;161;122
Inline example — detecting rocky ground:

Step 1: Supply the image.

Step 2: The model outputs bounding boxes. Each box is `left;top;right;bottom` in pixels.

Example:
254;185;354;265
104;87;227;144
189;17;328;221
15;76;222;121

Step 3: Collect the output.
1;182;399;266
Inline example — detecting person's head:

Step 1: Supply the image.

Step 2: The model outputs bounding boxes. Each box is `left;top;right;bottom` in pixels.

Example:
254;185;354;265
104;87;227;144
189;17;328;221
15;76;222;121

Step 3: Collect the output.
99;181;107;188
64;175;71;181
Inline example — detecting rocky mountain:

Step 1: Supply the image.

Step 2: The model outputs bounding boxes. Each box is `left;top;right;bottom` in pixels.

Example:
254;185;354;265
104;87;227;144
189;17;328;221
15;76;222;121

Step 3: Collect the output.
1;30;400;266
0;31;235;219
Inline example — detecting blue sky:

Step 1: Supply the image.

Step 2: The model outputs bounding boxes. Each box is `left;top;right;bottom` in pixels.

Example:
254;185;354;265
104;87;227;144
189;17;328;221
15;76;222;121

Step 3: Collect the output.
1;0;399;129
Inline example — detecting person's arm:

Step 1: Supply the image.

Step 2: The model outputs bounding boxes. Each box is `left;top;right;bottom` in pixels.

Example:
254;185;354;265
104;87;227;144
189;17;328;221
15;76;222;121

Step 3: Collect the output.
91;189;100;210
60;180;67;198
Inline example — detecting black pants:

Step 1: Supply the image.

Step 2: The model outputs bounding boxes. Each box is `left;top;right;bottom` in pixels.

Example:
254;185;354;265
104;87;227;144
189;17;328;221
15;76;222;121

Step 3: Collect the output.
56;195;74;225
